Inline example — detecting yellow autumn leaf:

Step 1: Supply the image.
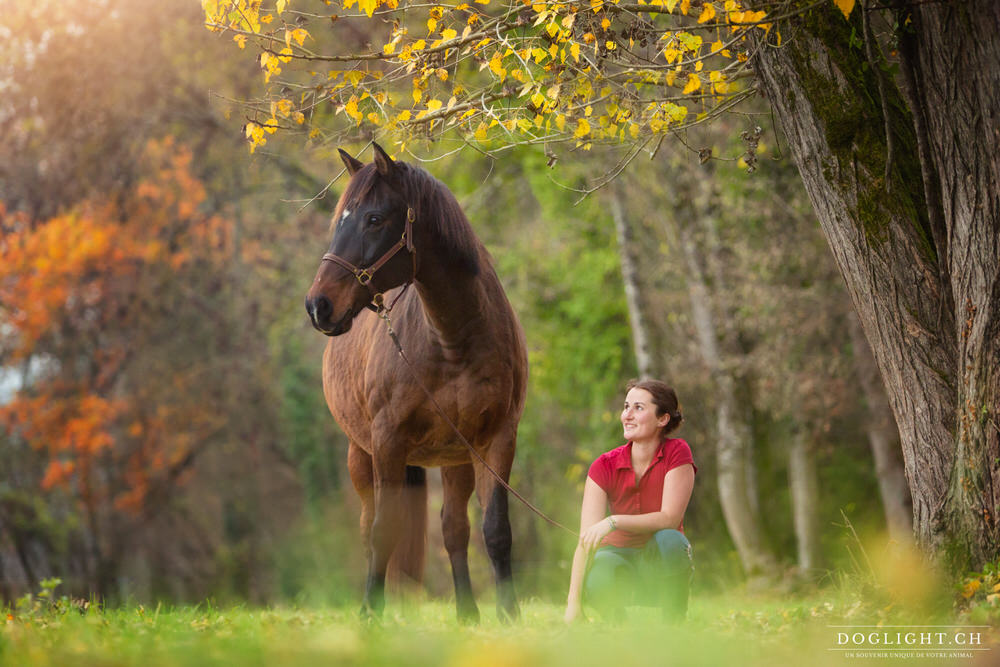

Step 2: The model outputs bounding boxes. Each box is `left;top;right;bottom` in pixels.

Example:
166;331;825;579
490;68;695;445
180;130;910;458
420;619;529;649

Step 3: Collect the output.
358;0;379;17
426;99;443;112
291;28;309;46
574;118;591;137
292;111;305;124
233;34;247;49
697;2;715;23
474;122;488;141
441;28;457;40
570;42;581;62
682;73;701;94
276;0;288;14
489;52;506;80
555;114;566;131
665;102;687;122
833;0;854;19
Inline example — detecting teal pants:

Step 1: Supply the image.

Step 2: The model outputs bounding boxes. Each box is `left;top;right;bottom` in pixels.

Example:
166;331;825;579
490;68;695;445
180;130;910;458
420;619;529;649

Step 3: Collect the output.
583;529;693;621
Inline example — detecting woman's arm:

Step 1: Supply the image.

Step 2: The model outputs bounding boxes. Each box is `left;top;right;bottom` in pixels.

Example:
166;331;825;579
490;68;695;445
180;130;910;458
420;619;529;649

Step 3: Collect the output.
565;477;609;622
609;464;695;534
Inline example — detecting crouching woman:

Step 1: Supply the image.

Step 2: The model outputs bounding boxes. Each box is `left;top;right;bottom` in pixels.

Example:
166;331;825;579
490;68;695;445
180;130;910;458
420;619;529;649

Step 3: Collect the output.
565;379;696;623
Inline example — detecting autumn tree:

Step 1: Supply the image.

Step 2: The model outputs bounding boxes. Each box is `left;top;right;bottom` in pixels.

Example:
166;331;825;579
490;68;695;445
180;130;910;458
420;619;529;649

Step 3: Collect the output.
204;0;1000;570
0;0;334;602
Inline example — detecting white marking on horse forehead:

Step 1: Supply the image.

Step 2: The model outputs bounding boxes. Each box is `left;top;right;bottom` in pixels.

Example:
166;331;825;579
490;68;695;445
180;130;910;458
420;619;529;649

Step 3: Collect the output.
340;209;351;221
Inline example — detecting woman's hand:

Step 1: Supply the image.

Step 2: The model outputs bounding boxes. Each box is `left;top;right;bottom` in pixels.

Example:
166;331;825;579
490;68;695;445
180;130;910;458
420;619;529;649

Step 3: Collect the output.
578;516;614;553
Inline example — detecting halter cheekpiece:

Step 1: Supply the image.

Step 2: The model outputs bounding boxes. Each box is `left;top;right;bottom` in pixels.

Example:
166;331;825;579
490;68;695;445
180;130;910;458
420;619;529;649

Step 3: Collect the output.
321;206;416;313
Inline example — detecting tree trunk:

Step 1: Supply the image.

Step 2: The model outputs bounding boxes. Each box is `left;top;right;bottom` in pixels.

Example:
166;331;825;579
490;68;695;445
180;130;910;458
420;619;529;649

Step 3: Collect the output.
788;426;821;572
676;198;778;577
752;1;1000;567
610;185;655;379
848;312;912;544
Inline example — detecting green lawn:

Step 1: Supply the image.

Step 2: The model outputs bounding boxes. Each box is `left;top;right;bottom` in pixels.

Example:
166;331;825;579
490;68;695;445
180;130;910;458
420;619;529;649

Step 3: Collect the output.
2;588;992;667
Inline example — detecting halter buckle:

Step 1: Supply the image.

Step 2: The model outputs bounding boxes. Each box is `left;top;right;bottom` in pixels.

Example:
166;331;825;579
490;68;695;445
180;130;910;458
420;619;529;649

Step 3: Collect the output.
356;269;374;285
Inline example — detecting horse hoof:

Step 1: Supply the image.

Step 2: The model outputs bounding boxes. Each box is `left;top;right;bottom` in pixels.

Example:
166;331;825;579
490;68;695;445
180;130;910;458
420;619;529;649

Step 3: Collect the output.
496;602;520;624
457;604;480;625
358;604;382;624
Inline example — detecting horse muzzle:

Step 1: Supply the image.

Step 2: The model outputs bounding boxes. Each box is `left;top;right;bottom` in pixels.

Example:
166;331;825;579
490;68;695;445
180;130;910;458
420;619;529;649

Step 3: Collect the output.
305;294;358;336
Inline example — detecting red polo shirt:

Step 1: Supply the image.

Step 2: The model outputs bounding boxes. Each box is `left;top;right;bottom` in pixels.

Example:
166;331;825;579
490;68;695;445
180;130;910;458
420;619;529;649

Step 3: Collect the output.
587;438;696;549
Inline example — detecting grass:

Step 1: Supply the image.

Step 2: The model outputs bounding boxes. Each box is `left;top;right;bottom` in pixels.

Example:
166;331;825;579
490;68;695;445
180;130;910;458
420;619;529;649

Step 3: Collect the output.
2;585;993;667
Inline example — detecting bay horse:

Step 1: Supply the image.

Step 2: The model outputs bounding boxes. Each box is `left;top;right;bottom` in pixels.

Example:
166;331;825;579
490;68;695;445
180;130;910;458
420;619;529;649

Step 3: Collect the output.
304;144;527;622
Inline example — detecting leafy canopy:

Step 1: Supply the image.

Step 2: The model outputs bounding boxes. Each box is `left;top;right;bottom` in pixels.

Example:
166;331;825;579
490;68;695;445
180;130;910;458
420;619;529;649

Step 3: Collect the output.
202;0;780;160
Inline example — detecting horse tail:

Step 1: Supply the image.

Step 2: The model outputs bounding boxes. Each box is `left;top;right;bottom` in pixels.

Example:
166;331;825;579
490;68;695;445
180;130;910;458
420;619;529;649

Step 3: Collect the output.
387;465;427;585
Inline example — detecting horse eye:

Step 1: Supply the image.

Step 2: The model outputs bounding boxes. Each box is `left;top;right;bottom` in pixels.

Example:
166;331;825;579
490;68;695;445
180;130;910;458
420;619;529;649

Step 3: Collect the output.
366;215;381;227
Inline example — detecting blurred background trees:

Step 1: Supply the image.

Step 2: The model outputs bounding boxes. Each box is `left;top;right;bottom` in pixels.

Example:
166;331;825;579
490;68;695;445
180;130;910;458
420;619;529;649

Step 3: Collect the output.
1;0;911;606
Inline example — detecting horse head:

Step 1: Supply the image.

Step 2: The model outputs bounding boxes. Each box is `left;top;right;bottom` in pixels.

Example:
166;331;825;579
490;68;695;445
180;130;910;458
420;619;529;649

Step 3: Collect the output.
305;144;416;336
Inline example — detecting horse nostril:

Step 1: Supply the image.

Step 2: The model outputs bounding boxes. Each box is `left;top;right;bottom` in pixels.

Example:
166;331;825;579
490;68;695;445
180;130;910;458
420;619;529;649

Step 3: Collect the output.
310;295;332;323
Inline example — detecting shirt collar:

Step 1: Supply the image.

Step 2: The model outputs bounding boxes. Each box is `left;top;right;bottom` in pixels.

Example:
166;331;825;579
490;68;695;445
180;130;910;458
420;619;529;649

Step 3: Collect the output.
613;439;669;470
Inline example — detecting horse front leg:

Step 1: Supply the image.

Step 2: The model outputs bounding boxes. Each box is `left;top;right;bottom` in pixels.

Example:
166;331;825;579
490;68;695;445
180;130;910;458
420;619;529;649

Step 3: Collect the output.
361;445;408;620
441;463;479;623
474;436;520;622
347;443;375;609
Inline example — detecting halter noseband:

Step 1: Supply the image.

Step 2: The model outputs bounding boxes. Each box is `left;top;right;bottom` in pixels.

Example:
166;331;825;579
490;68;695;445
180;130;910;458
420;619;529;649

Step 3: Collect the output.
321;207;416;312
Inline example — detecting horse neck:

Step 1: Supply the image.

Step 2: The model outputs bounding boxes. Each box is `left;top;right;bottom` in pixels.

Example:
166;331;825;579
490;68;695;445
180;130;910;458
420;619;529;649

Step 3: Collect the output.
413;252;492;350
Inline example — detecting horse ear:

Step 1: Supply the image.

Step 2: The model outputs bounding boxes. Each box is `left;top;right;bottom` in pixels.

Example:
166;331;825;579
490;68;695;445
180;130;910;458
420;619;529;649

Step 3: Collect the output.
339;148;364;176
372;143;397;178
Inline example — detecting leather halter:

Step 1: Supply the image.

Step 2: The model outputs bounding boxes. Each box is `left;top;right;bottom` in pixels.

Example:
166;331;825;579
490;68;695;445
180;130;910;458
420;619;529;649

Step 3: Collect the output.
321;207;416;313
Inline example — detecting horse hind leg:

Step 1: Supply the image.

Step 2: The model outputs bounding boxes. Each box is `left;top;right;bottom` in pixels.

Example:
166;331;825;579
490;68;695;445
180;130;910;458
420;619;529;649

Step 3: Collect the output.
474;438;520;622
440;463;479;623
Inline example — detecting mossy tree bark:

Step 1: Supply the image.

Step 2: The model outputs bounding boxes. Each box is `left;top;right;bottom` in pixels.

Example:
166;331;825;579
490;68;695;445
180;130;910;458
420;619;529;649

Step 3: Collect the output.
752;1;1000;568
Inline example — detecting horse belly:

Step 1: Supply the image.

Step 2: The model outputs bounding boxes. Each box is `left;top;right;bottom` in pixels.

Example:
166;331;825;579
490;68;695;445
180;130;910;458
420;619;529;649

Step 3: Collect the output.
405;445;473;467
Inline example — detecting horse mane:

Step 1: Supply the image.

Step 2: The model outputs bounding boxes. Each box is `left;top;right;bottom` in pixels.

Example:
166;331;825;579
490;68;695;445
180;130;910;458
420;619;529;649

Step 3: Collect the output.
334;161;482;276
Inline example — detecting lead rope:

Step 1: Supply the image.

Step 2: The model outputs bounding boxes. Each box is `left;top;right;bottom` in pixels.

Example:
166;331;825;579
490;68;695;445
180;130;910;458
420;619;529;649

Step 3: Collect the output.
375;308;578;538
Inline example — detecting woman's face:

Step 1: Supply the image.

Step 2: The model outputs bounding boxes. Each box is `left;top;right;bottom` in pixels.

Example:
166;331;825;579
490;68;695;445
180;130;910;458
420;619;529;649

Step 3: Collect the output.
621;387;669;442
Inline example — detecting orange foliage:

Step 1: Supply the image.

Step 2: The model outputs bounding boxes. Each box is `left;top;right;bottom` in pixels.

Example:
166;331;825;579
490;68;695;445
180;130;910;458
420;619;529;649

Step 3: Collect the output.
0;137;235;514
